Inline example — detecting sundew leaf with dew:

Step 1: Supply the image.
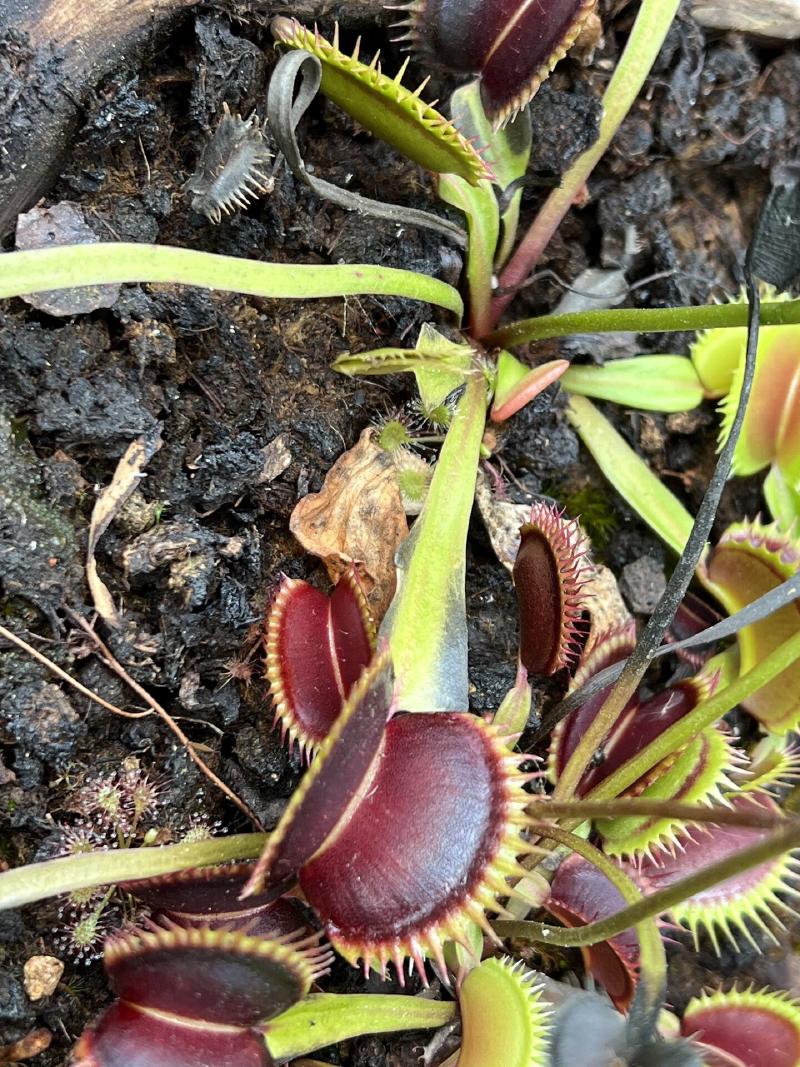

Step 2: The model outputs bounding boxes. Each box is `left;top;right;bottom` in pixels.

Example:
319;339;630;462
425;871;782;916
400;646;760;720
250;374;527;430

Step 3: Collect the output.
271;18;491;186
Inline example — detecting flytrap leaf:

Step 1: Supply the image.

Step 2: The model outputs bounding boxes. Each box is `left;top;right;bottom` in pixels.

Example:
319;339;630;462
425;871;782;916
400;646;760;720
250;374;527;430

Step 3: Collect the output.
764;463;800;531
119;864;308;939
550;626;742;857
545;853;639;1012
456;957;551;1067
265;569;375;758
73;1003;273;1067
270;18;490;185
334;323;473;416
0;243;464;317
244;652;396;897
268;48;468;248
561;356;705;412
298;711;539;980
438;169;500;336
72;923;331;1067
637;792;800;956
717;313;800;486
184;103;273;224
401;0;598;127
680;987;800;1067
265;993;456;1060
513;502;588;676
449;79;532;266
701;518;800;734
564;395;694;557
103;923;327;1026
381;370;487;712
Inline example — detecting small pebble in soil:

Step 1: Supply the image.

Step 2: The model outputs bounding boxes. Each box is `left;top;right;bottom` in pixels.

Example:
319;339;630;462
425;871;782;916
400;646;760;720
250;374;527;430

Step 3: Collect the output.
22;957;64;1002
620;556;668;615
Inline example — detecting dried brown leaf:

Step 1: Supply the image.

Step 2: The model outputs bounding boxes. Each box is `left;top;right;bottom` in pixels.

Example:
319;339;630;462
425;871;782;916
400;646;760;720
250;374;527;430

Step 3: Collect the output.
290;428;408;619
87;425;163;626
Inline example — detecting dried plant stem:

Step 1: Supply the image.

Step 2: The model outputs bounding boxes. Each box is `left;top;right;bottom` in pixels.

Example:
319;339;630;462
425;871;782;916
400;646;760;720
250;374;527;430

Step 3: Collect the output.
488;0;681;330
553;278;760;801
528;798;785;830
0;623;149;720
64;608;266;831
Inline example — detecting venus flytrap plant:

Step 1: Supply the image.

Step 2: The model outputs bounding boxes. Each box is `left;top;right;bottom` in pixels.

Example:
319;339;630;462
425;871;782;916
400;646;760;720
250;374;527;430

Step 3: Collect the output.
6;5;800;1065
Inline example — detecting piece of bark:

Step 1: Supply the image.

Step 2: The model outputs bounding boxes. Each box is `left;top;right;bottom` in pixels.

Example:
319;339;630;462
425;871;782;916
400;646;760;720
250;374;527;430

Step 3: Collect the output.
0;0;198;237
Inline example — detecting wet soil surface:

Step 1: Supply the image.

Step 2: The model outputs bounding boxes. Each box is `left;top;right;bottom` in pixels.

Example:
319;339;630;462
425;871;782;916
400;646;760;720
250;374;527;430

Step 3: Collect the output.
0;1;798;1063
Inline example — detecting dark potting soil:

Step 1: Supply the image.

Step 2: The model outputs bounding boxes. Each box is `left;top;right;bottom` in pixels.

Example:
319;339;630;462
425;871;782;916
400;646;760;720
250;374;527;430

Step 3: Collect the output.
0;0;799;1062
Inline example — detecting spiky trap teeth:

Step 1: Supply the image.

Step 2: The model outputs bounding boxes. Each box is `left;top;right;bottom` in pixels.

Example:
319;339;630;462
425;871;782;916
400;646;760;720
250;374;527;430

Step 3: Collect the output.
400;0;598;126
299;711;540;981
457;957;551;1067
264;568;375;758
549;627;738;856
636;792;800;955
270;18;490;184
513;502;589;676
119;864;309;939
184;103;273;224
680;987;800;1067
